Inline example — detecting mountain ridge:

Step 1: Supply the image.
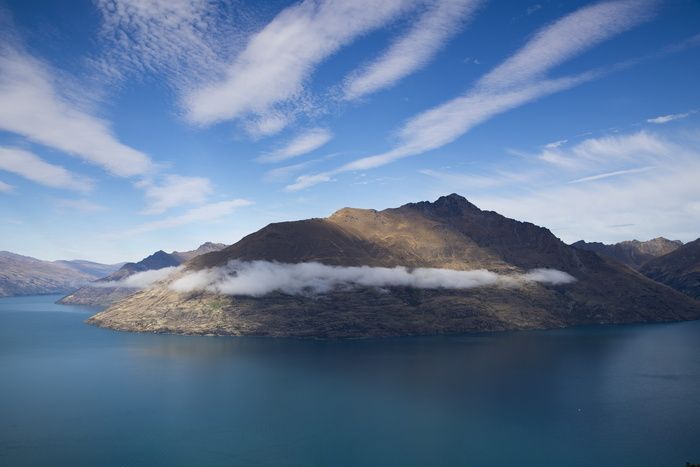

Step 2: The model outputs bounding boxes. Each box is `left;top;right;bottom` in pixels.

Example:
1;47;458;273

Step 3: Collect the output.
0;252;122;297
57;242;226;306
571;237;683;270
640;238;700;299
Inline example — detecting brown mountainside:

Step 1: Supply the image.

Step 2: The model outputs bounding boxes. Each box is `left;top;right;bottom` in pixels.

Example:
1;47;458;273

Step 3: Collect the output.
88;195;700;338
571;237;683;270
58;242;226;307
640;238;700;299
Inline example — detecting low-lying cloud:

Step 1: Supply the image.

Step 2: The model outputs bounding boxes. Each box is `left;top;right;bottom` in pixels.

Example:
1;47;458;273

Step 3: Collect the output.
95;266;181;289
169;261;576;297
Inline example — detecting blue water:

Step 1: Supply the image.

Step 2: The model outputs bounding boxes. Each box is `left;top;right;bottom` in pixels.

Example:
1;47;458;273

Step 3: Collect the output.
1;295;699;466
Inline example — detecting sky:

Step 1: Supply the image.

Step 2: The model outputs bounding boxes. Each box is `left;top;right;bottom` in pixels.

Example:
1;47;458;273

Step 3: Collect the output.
0;0;699;264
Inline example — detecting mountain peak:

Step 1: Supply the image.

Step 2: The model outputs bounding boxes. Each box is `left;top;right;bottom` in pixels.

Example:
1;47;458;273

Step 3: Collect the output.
434;193;480;210
403;193;481;217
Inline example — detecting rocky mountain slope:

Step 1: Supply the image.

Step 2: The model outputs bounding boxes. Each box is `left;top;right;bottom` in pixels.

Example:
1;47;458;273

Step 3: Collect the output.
571;237;683;270
0;251;121;297
58;242;226;306
640;238;700;299
87;195;700;338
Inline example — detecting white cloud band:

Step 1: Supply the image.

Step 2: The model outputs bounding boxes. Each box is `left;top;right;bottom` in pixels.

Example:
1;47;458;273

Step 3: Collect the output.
169;260;576;297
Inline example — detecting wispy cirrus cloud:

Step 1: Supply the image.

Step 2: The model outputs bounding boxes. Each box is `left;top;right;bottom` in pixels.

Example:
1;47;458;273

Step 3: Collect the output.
286;76;592;191
647;110;696;124
568;166;656;183
0;147;94;192
474;156;700;244
419;128;700;243
342;0;482;100
183;0;417;132
544;139;568;149
0;180;14;193
258;128;333;163
122;198;253;236
538;130;670;169
477;0;656;90
287;0;657;191
138;174;214;215
0;44;153;177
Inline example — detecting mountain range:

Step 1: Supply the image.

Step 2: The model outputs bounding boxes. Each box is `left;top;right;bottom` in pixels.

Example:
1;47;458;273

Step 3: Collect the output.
58;242;226;306
87;194;700;338
640;239;700;300
0;251;122;297
571;238;683;270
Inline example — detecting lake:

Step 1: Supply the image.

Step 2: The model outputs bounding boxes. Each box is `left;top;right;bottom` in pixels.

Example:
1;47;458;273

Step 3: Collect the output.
1;294;699;466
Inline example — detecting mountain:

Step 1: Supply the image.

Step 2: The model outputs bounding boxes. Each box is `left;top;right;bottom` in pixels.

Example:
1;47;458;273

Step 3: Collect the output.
571;238;683;270
52;259;126;277
640;238;700;299
58;243;226;306
0;251;121;297
87;195;700;338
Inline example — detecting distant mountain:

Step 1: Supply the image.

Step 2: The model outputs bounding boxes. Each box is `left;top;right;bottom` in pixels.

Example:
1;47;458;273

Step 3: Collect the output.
58;242;226;306
52;259;126;278
640;238;700;299
571;237;683;270
88;195;700;338
0;251;121;297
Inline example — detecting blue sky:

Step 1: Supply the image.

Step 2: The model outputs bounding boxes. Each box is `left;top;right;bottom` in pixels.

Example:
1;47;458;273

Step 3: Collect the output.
0;0;699;263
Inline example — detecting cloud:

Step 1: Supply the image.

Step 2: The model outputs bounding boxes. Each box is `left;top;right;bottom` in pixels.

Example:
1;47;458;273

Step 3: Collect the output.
342;0;482;100
138;174;213;214
123;198;253;236
93;0;232;89
183;0;415;130
0;147;94;192
568;166;656;183
0;180;14;193
244;112;294;139
477;0;656;90
470;129;700;243
647;111;695;124
0;44;153;177
96;266;181;289
55;198;109;213
544;139;568;149
169;260;576;296
539;131;670;168
527;4;542;15
288;0;656;190
263;159;319;183
286;75;592;190
258;128;333;163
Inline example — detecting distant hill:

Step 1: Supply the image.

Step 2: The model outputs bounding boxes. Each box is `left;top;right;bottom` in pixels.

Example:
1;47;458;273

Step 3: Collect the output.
58;242;226;306
640;238;700;299
88;195;700;338
570;238;683;270
0;251;121;297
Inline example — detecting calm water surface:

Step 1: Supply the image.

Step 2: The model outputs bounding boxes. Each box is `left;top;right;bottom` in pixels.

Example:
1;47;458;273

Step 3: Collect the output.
1;294;699;466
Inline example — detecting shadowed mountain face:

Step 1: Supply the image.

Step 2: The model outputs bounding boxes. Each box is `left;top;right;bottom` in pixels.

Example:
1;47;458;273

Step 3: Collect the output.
640;238;700;299
571;238;683;270
88;195;700;338
58;243;226;306
0;252;121;297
